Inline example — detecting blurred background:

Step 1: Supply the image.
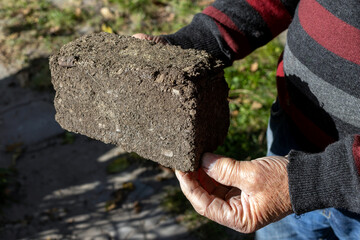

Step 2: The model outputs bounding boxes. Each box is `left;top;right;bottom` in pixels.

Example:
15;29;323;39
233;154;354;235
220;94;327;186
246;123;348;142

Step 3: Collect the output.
0;0;284;239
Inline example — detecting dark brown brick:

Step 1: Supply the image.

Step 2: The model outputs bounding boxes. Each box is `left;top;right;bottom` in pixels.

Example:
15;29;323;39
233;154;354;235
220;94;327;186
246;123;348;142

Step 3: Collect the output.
49;32;229;172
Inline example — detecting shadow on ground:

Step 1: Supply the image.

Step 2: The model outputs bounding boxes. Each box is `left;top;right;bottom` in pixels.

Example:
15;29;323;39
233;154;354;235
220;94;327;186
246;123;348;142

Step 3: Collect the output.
0;59;198;240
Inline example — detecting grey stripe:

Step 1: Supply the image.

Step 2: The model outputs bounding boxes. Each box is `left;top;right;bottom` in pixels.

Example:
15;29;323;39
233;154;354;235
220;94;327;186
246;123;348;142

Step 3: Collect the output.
287;14;360;96
332;114;360;138
284;44;360;128
316;0;360;29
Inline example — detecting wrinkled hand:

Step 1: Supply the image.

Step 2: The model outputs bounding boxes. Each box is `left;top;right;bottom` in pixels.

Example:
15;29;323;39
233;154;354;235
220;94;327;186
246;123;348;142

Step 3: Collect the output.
175;153;293;233
132;33;167;44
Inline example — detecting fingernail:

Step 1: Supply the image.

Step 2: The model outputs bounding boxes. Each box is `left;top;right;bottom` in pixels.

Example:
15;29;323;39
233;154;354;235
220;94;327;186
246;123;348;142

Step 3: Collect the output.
201;153;220;171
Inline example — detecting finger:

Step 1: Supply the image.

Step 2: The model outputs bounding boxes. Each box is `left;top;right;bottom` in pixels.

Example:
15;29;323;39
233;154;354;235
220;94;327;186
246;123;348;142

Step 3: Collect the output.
150;35;167;44
132;33;149;40
132;33;167;44
175;170;216;215
202;153;244;190
177;169;231;199
225;187;242;201
176;171;243;228
175;170;236;222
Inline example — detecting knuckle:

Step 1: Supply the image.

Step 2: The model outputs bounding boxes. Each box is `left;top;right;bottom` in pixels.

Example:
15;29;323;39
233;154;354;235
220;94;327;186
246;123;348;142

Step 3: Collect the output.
246;164;265;185
216;158;236;184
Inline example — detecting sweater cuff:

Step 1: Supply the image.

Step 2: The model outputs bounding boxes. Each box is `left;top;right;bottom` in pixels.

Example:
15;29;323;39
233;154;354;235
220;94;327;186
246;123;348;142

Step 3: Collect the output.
161;13;233;66
287;135;360;214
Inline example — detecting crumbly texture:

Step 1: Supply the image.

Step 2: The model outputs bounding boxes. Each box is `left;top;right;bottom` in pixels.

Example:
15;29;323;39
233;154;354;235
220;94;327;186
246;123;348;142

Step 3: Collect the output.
50;32;229;172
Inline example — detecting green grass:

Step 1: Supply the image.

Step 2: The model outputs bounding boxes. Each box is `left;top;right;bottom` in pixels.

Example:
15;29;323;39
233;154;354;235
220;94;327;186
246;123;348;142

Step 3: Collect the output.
0;0;79;35
216;39;282;160
0;0;205;85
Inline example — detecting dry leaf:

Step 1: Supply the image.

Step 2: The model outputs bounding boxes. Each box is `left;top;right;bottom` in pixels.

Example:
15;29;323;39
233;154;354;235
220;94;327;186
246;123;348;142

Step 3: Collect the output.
49;26;61;34
250;62;259;72
230;110;239;116
101;24;113;34
251;101;263;110
100;7;115;20
5;142;23;152
20;8;31;16
105;201;117;211
75;8;82;17
133;201;142;213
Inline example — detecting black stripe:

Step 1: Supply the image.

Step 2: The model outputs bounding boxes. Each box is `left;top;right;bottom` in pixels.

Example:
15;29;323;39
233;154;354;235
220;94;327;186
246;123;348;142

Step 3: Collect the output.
212;0;273;49
286;77;339;140
286;76;360;141
316;0;360;29
287;13;360;97
280;0;300;17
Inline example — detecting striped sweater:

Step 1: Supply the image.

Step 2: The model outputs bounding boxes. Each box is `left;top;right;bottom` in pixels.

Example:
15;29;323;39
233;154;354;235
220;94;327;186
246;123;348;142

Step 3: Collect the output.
163;0;360;215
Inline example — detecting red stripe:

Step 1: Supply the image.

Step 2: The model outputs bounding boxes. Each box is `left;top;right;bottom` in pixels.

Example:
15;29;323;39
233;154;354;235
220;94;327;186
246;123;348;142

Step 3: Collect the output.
203;6;252;59
298;0;360;65
276;58;335;150
246;0;292;37
353;135;360;175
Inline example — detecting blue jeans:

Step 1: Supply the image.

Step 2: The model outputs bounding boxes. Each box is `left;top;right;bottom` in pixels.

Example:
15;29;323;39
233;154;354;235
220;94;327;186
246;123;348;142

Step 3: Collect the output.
256;100;360;240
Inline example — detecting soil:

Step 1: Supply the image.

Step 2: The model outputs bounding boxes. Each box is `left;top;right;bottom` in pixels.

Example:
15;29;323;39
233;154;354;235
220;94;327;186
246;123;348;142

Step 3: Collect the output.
50;33;230;172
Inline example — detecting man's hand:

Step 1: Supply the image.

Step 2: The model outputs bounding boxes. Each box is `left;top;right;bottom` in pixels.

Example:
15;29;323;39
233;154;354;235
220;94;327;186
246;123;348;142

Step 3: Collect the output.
175;153;293;233
132;33;167;44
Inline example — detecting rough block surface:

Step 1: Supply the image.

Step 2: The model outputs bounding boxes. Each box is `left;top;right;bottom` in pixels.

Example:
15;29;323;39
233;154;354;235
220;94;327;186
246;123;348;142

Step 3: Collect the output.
50;32;229;171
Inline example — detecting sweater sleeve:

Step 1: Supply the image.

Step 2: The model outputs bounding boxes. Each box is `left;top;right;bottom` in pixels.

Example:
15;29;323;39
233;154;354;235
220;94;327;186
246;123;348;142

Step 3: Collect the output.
288;134;360;214
162;0;298;66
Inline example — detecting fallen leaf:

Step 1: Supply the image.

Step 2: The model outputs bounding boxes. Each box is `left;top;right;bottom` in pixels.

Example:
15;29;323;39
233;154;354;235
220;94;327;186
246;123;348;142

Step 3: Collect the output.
133;201;142;213
20;8;31;16
8;33;19;40
166;13;175;22
49;26;61;34
243;98;251;104
101;24;113;34
5;142;23;152
100;7;114;20
105;200;117;212
250;62;259;72
75;8;82;17
105;182;135;212
122;182;134;190
230;110;239;116
251;101;263;110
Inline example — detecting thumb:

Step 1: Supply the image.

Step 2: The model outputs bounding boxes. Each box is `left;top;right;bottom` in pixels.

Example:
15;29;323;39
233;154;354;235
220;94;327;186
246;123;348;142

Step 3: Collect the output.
202;153;244;190
132;33;150;40
132;33;167;44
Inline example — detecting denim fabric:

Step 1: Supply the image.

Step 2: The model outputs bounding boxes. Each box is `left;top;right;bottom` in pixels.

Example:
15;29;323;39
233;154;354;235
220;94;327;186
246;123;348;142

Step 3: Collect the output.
256;100;360;240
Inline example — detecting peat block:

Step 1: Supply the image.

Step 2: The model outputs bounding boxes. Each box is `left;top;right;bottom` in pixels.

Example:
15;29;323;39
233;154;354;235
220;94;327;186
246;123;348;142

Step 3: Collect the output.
50;32;229;172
